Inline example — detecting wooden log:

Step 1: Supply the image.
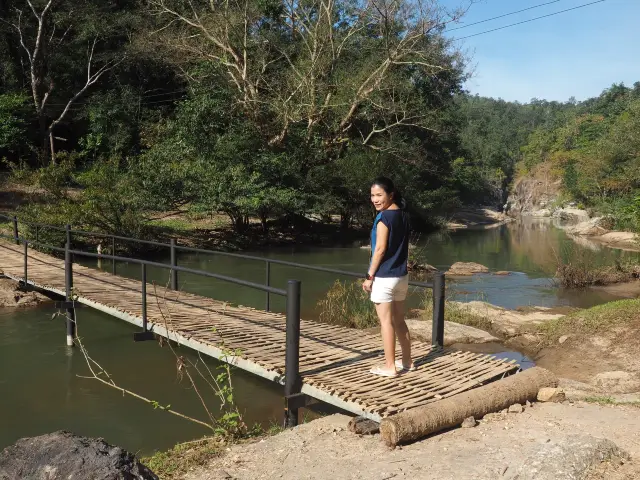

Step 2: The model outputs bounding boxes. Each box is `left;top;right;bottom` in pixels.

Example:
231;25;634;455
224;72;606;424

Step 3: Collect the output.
379;367;558;447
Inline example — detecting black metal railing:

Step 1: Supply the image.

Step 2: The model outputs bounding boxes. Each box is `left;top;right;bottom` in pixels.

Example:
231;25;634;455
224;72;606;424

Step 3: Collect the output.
1;213;447;426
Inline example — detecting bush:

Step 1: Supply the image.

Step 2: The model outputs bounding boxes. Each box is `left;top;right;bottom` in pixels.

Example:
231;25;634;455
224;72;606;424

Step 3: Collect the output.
554;244;639;288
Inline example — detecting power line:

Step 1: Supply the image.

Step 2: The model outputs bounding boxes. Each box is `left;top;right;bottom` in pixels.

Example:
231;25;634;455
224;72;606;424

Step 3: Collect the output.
447;1;561;32
457;0;606;40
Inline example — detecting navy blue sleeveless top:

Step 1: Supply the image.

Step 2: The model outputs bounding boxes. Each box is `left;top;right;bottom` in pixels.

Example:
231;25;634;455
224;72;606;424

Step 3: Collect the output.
370;209;410;278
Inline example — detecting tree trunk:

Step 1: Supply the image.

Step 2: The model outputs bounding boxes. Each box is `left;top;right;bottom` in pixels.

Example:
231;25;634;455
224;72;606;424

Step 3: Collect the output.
340;211;351;230
49;130;56;164
259;213;268;234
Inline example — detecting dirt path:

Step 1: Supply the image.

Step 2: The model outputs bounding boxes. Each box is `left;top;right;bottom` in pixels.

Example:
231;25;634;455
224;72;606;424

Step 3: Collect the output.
186;402;640;480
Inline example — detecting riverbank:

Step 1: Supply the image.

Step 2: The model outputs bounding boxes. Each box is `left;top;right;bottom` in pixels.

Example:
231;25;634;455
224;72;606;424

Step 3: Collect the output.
0;277;50;308
165;298;640;479
180;403;640;480
445;206;512;230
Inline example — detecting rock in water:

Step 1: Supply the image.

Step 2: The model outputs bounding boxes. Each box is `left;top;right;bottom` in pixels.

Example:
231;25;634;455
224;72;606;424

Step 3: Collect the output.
446;262;489;276
0;431;158;480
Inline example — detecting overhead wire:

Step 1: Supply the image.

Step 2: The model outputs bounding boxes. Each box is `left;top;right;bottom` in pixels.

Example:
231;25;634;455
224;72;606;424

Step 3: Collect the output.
456;0;606;40
447;0;562;32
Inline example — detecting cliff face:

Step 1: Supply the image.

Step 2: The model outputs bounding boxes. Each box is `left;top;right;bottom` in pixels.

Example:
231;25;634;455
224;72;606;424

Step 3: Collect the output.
505;171;562;218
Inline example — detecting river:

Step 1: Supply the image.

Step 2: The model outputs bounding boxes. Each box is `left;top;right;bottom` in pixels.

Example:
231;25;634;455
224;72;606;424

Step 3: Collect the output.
1;218;638;455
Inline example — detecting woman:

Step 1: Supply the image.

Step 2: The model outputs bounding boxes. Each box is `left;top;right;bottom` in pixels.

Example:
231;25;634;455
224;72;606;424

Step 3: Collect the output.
362;177;414;377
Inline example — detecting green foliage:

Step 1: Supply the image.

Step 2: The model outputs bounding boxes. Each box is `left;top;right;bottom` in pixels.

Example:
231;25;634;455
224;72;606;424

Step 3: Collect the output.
0;94;29;155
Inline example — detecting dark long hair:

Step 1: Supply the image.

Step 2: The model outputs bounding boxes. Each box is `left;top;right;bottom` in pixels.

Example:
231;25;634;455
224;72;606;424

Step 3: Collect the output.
371;176;406;209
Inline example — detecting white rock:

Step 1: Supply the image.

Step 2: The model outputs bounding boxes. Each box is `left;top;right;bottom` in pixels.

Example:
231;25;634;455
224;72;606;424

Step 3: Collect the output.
508;404;524;414
537;387;566;403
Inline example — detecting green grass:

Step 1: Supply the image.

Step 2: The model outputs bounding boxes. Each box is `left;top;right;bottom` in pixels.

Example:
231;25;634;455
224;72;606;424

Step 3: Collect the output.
536;298;640;346
142;436;226;480
317;280;379;329
582;396;640;407
418;288;493;332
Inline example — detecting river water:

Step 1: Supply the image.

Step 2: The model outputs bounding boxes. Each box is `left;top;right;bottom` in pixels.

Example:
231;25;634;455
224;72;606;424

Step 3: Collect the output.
1;218;638;455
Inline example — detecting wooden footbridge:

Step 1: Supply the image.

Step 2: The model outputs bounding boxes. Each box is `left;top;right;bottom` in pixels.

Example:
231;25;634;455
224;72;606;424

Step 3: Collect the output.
0;214;520;426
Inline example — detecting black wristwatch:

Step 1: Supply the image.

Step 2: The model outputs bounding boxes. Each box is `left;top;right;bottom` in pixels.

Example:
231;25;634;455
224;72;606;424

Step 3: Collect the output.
365;273;374;280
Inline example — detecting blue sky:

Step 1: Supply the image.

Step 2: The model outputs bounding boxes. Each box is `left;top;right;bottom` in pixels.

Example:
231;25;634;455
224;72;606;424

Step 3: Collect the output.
440;0;640;103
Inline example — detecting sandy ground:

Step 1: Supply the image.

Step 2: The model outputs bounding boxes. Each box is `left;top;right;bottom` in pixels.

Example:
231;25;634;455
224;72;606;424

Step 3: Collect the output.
186;402;640;480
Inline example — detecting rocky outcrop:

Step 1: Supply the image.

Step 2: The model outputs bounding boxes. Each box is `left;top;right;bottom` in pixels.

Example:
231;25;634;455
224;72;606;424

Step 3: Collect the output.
0;431;158;480
593;371;640;394
504;168;562;218
508;435;630;480
0;277;49;308
446;262;489;276
564;217;639;250
565;216;615;236
551;207;590;224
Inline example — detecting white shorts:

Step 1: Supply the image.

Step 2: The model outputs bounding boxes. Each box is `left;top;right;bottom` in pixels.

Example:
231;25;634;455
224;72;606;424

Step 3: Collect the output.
370;275;409;303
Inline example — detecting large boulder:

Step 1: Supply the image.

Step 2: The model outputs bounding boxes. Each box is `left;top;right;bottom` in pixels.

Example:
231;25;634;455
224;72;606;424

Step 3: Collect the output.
552;207;590;224
566;216;615;236
0;431;158;480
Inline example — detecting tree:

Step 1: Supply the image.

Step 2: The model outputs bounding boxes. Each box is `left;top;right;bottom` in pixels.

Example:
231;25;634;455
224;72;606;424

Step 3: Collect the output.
147;0;470;158
1;0;127;163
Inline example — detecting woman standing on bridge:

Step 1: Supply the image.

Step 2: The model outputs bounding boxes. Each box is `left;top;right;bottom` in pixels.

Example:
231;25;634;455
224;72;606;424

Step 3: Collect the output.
362;177;413;377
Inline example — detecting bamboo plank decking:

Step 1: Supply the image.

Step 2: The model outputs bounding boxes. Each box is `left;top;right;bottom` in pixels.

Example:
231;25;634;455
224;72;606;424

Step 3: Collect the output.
0;240;520;421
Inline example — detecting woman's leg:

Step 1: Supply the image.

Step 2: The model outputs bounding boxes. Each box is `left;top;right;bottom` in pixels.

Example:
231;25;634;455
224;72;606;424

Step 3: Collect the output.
392;300;413;368
375;302;397;372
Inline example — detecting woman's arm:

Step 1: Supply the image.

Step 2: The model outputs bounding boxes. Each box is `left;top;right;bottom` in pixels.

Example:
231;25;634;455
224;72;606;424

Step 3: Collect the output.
363;221;389;292
368;221;389;278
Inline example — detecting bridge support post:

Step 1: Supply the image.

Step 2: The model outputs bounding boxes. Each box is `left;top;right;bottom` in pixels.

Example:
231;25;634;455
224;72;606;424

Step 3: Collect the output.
12;216;19;245
111;236;116;275
265;261;271;312
23;240;28;286
170;239;178;290
65;224;71;248
284;279;302;428
432;272;445;348
65;242;76;347
134;263;154;341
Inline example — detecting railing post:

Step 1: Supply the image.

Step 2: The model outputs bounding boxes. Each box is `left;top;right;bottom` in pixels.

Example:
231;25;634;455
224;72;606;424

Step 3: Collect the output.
134;263;154;341
265;261;271;312
432;271;445;348
170;238;178;290
35;224;39;246
12;216;19;245
111;236;116;275
65;224;71;248
65;242;76;347
284;279;302;428
23;240;28;286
